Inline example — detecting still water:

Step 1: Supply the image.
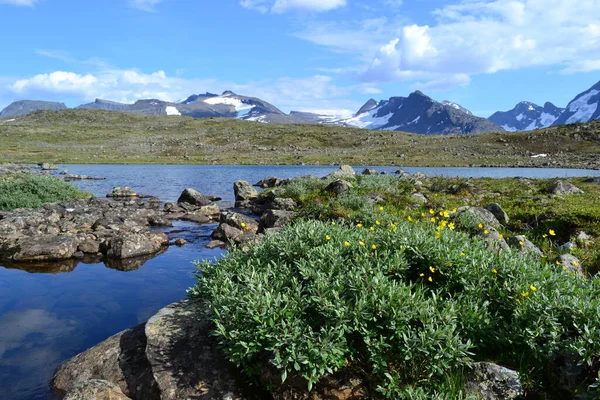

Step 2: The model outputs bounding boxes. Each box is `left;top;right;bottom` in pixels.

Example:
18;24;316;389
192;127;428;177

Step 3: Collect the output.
1;164;600;400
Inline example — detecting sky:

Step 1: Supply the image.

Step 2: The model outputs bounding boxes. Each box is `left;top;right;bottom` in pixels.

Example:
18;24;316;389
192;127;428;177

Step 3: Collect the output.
0;0;599;117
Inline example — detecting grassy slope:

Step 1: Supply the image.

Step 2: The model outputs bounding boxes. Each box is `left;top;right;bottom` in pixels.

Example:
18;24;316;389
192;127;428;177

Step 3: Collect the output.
0;109;599;168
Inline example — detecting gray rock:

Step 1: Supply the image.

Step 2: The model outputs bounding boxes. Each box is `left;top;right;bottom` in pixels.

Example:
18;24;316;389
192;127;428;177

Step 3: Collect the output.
464;362;523;400
549;180;584;195
9;235;79;261
477;227;510;252
51;324;160;400
177;188;213;206
206;240;227;249
180;214;212;224
327;165;356;179
102;231;169;259
555;254;584;276
78;239;100;254
506;235;543;256
254;176;282;188
107;187;138;198
233;180;259;203
147;215;173;227
361;168;379;175
559;242;577;251
411;193;428;203
576;231;592;242
211;223;245;243
144;300;246;400
219;212;259;233
270;197;297;211
485;203;510;225
260;210;293;231
39;162;59;170
64;379;132;400
325;179;353;196
188;204;220;219
456;207;502;228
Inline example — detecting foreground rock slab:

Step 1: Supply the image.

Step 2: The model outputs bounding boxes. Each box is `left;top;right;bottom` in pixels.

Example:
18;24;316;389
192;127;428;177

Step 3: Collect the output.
64;380;132;400
145;300;247;400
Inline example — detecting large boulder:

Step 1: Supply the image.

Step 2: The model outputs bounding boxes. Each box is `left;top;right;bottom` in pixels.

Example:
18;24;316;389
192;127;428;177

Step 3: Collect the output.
455;207;502;229
327;165;356;179
260;210;293;231
107;187;138;198
9;235;79;262
144;300;246;400
254;176;282;188
39;162;59;170
549;180;584;195
51;324;160;400
219;212;259;234
102;231;169;259
506;235;543;257
177;188;213;207
464;362;523;400
485;203;510;225
211;223;245;243
476;227;510;252
555;254;584;277
233;180;259;202
63;380;132;400
325;180;353;196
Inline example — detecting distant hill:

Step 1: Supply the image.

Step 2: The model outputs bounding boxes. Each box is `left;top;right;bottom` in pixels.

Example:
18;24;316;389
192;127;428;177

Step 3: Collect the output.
0;100;67;118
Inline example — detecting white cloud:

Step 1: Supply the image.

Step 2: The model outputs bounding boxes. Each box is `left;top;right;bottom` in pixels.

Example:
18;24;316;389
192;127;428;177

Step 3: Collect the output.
241;0;346;13
294;0;600;89
2;68;376;113
0;0;39;6
128;0;163;12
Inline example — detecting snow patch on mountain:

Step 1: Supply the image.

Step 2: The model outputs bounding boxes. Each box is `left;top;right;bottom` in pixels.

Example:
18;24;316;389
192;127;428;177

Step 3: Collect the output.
565;90;599;124
165;106;181;116
343;109;393;129
204;96;255;118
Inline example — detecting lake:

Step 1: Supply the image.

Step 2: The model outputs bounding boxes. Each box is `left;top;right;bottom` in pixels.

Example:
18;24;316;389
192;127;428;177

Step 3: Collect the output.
2;164;600;400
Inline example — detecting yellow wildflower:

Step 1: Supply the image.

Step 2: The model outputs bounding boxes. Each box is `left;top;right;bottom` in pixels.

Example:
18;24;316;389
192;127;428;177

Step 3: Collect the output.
556;260;561;265
359;241;365;247
370;226;375;231
484;230;489;235
325;235;331;241
429;266;436;273
530;285;537;292
344;241;350;247
461;252;466;257
448;222;456;230
435;232;441;239
492;269;498;274
379;206;384;211
439;211;444;216
371;244;377;250
443;211;450;218
421;212;426;217
452;208;457;213
440;220;448;227
478;223;483;229
241;222;246;228
357;223;363;228
542;234;548;238
420;273;425;277
498;234;504;239
376;220;381;225
331;221;336;226
429;209;435;215
407;216;413;222
430;217;436;222
549;229;556;236
563;266;567;271
519;241;524;246
573;261;580;266
521;292;529;297
428;276;433;282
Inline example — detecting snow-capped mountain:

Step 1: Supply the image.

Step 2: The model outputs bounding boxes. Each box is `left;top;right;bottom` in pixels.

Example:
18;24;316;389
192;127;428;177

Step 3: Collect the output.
441;101;472;115
552;80;600;126
488;101;564;132
0;100;67;118
338;91;503;134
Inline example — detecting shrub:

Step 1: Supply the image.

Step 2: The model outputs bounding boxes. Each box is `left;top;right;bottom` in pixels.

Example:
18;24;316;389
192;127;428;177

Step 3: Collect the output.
190;212;600;398
0;173;88;210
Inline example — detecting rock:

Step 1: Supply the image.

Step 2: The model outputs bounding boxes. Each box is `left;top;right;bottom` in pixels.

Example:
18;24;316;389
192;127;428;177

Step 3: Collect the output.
174;238;186;246
107;187;138;198
260;210;293;231
144;300;246;400
576;231;592;242
211;223;245;243
412;172;427;181
411;193;428;203
363;193;385;205
485;203;510;225
206;240;227;249
147;215;173;227
177;188;213;206
189;204;220;219
506;235;543;256
549;180;584;195
78;239;100;254
146;197;163;210
464;362;523;400
270;197;297;211
361;168;379;175
220;212;259;233
233;180;259;203
559;242;577;251
9;235;79;261
102;231;169;259
60;169;68;175
327;165;356;179
63;379;132;400
325;179;353;196
39;162;58;170
455;207;502;228
550;352;598;399
254;176;281;188
584;177;600;185
477;227;510;252
51;324;160;400
555;254;584;276
180;214;212;224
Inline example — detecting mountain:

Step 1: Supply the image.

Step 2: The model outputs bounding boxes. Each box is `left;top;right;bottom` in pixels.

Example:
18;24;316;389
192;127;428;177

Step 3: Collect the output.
553;80;600;126
441;100;472;115
489;101;564;132
339;91;503;134
0;100;67;118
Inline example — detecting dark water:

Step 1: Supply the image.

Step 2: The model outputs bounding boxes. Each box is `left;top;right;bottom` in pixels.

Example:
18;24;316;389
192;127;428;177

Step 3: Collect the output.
2;164;600;400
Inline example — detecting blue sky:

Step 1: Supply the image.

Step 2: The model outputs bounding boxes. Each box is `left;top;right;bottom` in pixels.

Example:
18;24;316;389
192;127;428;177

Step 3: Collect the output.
0;0;599;117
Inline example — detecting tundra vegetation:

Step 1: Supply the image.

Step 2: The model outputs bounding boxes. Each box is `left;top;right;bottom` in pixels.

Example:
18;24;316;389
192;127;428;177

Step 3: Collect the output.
190;174;600;399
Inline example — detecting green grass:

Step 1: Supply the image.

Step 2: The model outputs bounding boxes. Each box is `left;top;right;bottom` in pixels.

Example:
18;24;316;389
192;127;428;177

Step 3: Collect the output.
0;109;599;168
0;173;89;210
